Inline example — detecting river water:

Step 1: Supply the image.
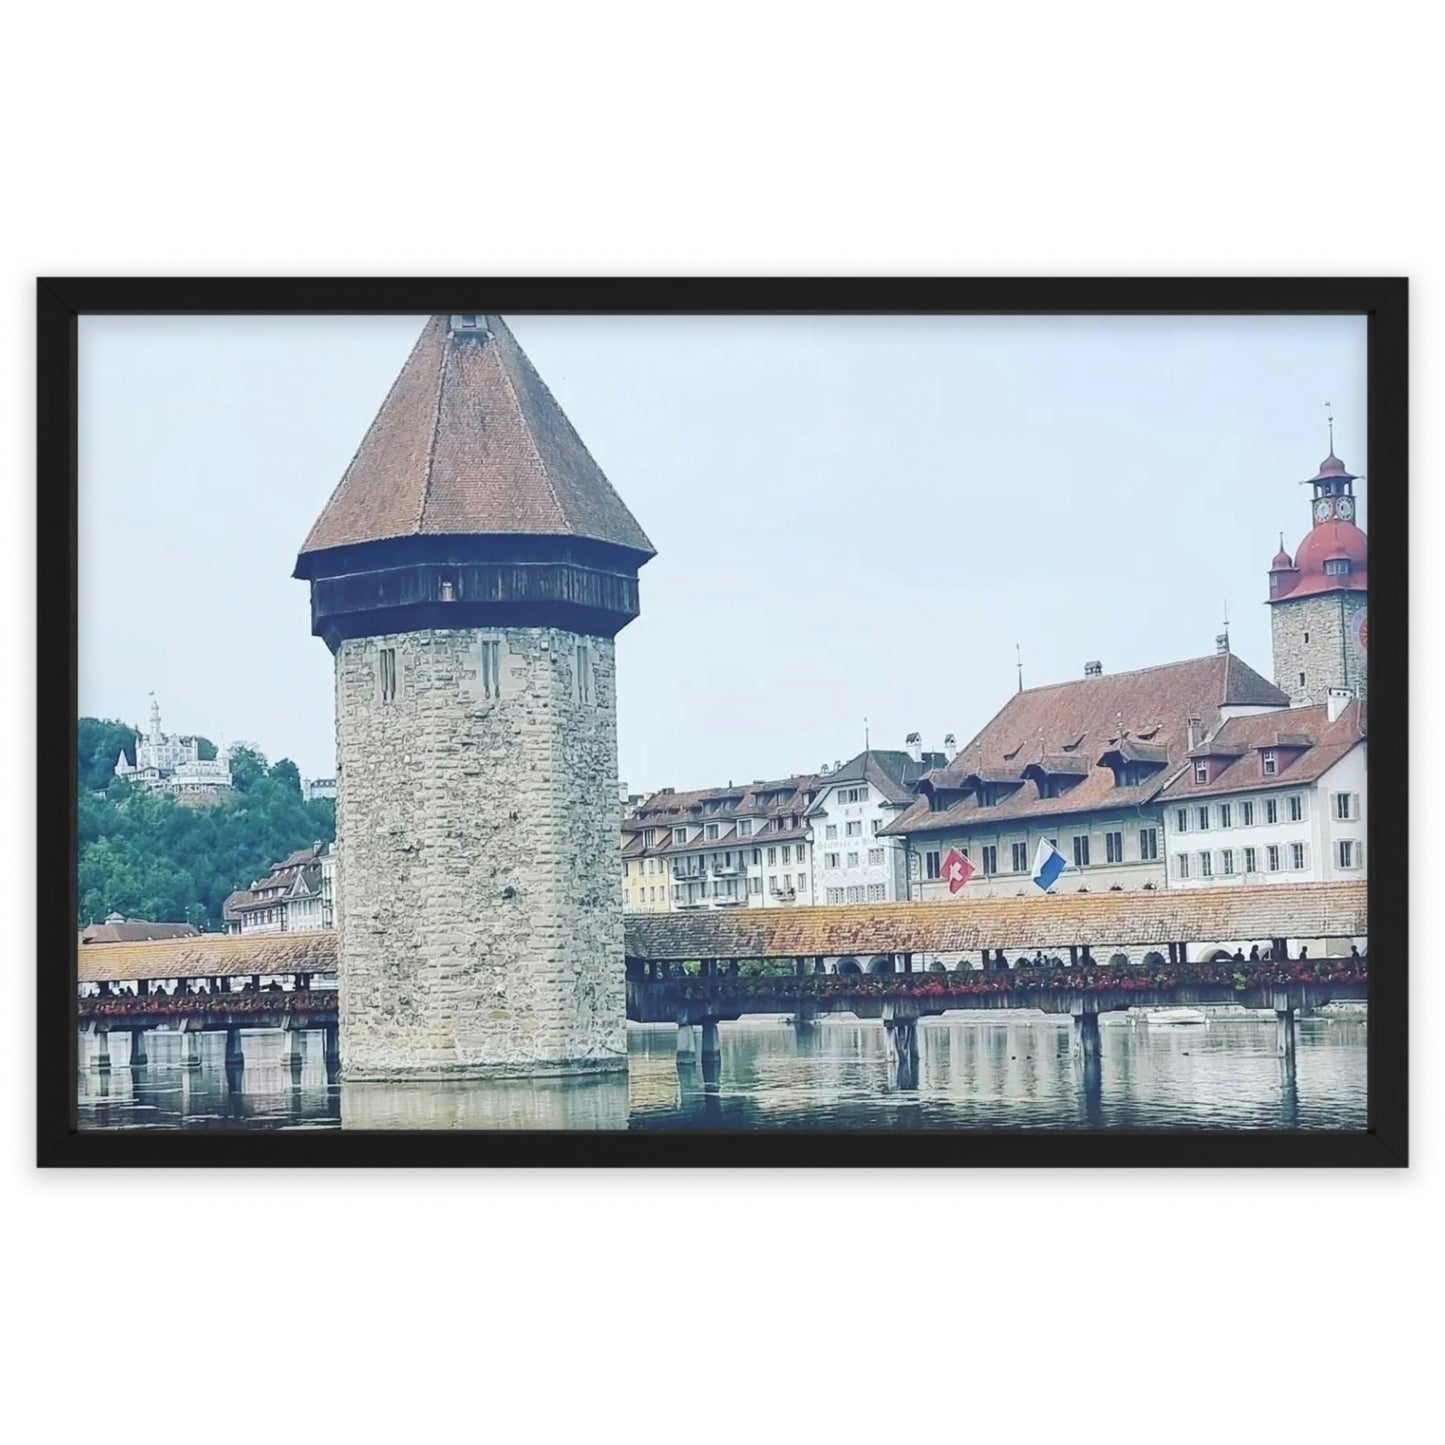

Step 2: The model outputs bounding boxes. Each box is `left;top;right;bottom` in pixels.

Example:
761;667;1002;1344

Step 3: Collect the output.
77;1012;1366;1131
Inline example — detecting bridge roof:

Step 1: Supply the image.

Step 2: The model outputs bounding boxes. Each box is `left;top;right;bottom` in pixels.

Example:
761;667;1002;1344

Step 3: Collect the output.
621;882;1367;960
77;931;337;984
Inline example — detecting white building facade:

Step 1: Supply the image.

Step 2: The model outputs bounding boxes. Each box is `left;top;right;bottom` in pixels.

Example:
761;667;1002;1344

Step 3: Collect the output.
114;695;233;798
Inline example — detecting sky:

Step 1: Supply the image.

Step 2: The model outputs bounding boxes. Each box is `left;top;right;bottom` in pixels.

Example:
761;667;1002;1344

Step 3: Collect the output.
78;312;1367;792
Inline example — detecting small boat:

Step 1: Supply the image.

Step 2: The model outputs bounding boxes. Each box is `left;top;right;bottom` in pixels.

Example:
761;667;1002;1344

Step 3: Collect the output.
1145;1008;1208;1026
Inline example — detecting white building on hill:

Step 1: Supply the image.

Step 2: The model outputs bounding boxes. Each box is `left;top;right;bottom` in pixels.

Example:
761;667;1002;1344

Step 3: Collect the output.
113;694;233;800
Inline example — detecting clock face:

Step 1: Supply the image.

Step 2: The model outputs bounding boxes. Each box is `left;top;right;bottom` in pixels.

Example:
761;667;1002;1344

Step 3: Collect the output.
1314;498;1333;522
1337;496;1355;520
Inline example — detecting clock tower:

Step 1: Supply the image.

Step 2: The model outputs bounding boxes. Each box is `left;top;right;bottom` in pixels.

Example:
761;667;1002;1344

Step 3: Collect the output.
1266;423;1368;706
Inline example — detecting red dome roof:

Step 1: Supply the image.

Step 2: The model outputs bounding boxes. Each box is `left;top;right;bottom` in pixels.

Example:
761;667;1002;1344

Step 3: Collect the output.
1305;452;1359;484
1269;519;1368;603
1271;545;1294;571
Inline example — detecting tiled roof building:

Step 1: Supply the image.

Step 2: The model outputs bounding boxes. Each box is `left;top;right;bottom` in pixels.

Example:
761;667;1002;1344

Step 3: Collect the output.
884;650;1290;899
1158;695;1367;888
622;774;822;910
223;842;336;935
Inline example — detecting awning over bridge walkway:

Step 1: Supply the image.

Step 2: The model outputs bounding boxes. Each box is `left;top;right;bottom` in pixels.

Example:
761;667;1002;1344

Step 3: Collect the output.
621;882;1368;961
77;931;338;984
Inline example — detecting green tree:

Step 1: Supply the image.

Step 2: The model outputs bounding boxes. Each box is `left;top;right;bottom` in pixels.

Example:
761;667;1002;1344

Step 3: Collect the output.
269;758;302;795
77;717;139;794
194;735;217;761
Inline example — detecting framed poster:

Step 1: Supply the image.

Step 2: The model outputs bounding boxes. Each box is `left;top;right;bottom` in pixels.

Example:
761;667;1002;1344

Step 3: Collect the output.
38;277;1407;1165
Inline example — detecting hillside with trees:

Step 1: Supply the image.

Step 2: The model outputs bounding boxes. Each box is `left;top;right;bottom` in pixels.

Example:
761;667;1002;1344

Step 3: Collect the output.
76;725;334;931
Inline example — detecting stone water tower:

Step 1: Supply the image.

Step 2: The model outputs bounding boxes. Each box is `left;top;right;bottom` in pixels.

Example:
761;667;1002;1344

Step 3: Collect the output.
295;315;654;1079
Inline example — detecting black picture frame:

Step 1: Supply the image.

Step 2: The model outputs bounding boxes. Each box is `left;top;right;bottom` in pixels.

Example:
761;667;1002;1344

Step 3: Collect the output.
38;277;1408;1167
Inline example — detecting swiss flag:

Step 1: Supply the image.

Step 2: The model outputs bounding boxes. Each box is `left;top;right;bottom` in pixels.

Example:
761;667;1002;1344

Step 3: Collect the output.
941;847;976;895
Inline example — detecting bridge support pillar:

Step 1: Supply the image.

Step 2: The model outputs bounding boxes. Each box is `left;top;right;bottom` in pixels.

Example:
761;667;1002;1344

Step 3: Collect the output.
792;1003;817;1033
1276;1008;1297;1066
224;1026;244;1069
323;1023;341;1081
700;1019;722;1090
179;1029;202;1069
90;1028;110;1071
883;1015;920;1090
676;1022;697;1066
128;1028;147;1067
1072;1011;1103;1093
280;1024;304;1071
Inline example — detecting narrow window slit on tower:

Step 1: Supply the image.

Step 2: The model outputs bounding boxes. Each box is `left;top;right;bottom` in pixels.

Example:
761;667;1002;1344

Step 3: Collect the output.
576;642;593;704
480;639;501;700
379;647;397;702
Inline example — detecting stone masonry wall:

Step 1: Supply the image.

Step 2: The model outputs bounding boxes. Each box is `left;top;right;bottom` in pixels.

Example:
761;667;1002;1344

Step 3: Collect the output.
334;626;624;1079
1271;593;1368;705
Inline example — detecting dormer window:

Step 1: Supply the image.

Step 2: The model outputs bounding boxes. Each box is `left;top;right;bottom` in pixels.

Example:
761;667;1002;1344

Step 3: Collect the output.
1324;558;1351;576
439;577;456;602
1194;761;1208;784
673;828;687;845
1262;749;1277;776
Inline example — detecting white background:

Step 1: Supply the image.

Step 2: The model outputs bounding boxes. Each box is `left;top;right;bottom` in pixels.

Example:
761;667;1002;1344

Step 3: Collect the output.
2;4;1438;1441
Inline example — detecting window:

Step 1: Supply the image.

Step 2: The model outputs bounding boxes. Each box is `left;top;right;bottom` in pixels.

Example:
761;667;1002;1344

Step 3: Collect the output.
1073;836;1090;867
847;852;859;868
1267;845;1281;872
752;849;760;865
378;647;397;703
1333;792;1358;821
826;887;844;904
782;874;792;890
846;821;862;837
1194;761;1208;784
1176;853;1190;879
846;886;864;903
1288;794;1304;823
825;824;838;840
926;850;941;880
1139;828;1159;861
1219;802;1232;829
1299;672;1307;687
1290;842;1307;871
1221;849;1235;876
739;820;752;837
749;876;762;894
767;847;777;865
868;848;884;866
1175;808;1188;833
1242;800;1255;826
1262;749;1277;776
797;873;807;891
1336;840;1359;869
982;845;997;875
825;852;840;868
1244;846;1257;873
480;639;502;699
1012;841;1028;872
839;787;866;804
674;828;687;845
575;643;593;704
1265;798;1279;825
781;845;792;863
871;820;883;834
1105;831;1123;864
1324;558;1351;576
1199;851;1213;878
866;883;886;901
706;823;719;840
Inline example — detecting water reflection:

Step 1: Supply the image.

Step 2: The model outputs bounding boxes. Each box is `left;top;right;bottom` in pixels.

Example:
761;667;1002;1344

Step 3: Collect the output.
77;1013;1367;1132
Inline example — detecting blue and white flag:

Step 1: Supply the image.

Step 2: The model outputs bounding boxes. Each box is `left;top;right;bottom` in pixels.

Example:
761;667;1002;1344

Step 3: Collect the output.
1031;838;1066;892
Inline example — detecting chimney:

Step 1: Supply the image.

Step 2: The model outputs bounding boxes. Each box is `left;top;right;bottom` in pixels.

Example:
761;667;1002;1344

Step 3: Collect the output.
905;732;923;764
943;733;957;753
1216;633;1231;654
819;762;831;776
1186;716;1202;750
1084;660;1103;678
1327;687;1353;723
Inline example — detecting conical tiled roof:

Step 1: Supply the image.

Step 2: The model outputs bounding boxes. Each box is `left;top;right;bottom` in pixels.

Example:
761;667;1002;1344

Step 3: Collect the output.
298;316;654;560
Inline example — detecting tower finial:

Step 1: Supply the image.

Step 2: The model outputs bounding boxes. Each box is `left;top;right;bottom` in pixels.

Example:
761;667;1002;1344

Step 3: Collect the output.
1326;400;1335;455
864;716;870;752
1015;642;1023;693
